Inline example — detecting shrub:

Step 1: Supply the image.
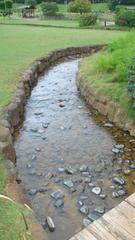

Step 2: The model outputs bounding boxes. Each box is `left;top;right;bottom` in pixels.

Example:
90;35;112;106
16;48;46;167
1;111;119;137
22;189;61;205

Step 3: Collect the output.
68;0;91;15
41;1;58;16
0;0;13;16
79;13;97;27
108;0;119;12
115;7;135;27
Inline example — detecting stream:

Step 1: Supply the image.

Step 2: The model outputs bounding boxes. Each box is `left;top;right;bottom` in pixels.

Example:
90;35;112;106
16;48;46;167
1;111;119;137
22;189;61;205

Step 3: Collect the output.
15;58;135;240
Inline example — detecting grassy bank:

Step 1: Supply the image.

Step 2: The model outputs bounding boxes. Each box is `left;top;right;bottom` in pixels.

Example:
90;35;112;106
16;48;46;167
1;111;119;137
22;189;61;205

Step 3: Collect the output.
0;155;34;240
80;31;135;120
0;25;126;109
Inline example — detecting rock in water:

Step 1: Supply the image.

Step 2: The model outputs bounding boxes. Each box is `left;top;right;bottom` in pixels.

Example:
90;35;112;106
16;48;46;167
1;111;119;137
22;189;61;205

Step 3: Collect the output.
46;216;55;232
129;164;135;169
91;187;102;195
79;205;89;215
112;176;125;186
79;165;88;172
54;199;64;208
63;180;74;188
51;190;64;200
83;218;92;227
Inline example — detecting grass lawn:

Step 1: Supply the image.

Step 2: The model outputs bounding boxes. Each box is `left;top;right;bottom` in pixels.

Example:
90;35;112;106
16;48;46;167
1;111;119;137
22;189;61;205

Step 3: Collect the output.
0;25;126;109
80;32;135;121
0;17;78;28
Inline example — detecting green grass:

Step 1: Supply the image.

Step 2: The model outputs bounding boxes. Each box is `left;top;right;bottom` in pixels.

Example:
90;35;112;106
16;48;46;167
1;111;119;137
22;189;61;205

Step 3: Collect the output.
0;17;78;27
80;31;135;120
92;3;109;12
0;154;34;240
0;25;126;109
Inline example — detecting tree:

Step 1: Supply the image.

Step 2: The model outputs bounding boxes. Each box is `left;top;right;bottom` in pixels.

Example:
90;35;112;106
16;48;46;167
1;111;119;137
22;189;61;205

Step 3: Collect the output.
68;0;91;14
0;0;13;16
41;1;58;16
108;0;120;12
25;0;37;6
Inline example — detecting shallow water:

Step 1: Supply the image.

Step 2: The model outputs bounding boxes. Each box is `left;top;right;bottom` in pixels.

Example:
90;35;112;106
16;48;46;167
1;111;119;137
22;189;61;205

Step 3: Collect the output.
15;59;134;240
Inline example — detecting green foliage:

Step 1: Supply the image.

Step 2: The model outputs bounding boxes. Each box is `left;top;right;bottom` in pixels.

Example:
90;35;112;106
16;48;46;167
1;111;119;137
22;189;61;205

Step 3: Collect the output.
41;1;58;15
25;0;37;6
80;32;135;120
0;0;13;16
79;12;97;26
115;7;135;27
68;0;91;14
108;0;120;11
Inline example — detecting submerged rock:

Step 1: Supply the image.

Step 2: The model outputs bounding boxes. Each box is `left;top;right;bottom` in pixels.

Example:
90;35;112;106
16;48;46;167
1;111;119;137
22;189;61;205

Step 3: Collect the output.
94;206;105;214
112;176;125;186
79;164;88;172
103;123;113;128
54;199;64;208
51;190;64;200
65;166;76;174
83;218;92;227
79;205;89;215
46;216;55;232
129;164;135;169
87;212;100;221
91;186;102;195
63;180;74;188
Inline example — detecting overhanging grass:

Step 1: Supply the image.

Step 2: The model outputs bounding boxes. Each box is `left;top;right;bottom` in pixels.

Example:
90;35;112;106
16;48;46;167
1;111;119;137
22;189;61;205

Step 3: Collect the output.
80;32;135;120
0;154;34;240
0;25;126;109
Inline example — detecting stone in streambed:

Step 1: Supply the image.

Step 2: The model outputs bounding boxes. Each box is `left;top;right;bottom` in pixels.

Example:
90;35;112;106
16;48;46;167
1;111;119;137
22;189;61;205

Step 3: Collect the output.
94;206;105;214
132;179;135;185
51;190;64;200
112;176;125;186
65;166;76;174
100;194;107;199
117;189;126;197
87;212;100;221
79;205;89;215
46;216;55;232
129;164;135;169
63;180;74;188
54;199;64;208
83;218;92;227
28;188;37;196
103;123;113;128
79;164;88;172
91;187;102;195
112;148;120;154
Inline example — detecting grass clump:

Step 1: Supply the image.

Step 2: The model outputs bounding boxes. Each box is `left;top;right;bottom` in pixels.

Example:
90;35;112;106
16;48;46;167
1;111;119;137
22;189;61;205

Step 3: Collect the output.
80;31;135;120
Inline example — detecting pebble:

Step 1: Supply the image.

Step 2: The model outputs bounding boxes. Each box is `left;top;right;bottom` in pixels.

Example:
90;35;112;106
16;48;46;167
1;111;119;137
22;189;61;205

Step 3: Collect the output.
58;167;65;173
91;186;102;195
83;218;92;227
35;147;41;152
94;206;105;214
46;216;55;232
79;205;89;215
112;148;120;154
51;190;64;200
59;103;65;108
112;192;119;198
78;106;83;109
100;194;107;199
84;177;92;183
81;172;90;177
38;130;44;134
70;187;76;193
28;188;37;195
117;189;126;197
65;166;75;174
103;123;113;128
53;178;61;183
129;164;135;169
77;201;83;208
112;176;125;186
42;123;49;128
79;165;88;172
115;144;124;149
63;180;74;188
31;155;37;160
123;169;131;176
79;195;88;201
88;212;100;221
26;164;32;168
54;199;64;208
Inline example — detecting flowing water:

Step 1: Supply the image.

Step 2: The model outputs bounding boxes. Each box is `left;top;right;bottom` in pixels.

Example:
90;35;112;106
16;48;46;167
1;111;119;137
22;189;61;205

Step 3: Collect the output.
15;59;135;240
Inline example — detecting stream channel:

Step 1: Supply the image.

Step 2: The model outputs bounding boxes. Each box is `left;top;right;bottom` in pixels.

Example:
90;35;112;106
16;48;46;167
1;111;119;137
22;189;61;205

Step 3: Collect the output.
15;57;135;240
